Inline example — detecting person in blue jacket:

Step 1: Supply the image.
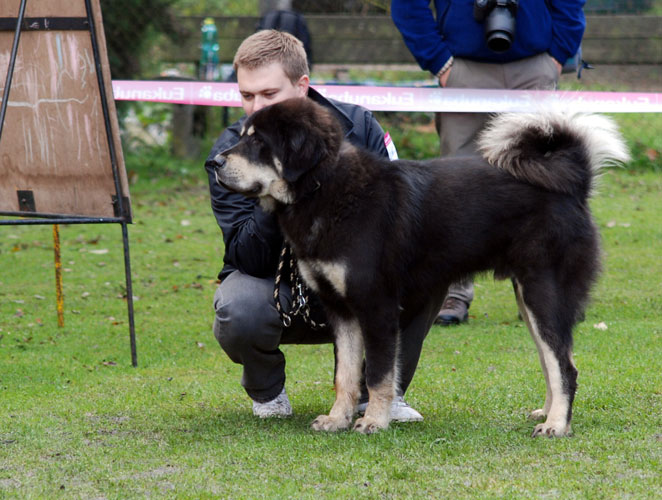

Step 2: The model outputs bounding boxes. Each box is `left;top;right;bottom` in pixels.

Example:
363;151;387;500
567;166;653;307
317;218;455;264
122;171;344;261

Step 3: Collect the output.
391;0;586;325
205;30;443;421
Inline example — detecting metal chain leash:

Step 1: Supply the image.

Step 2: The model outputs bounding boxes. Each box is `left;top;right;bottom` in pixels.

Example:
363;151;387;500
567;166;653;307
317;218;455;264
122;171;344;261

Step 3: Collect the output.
274;242;326;330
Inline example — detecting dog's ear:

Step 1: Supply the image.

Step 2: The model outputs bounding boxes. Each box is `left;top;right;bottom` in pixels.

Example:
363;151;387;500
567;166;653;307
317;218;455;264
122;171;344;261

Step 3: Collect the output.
256;99;343;184
281;124;327;182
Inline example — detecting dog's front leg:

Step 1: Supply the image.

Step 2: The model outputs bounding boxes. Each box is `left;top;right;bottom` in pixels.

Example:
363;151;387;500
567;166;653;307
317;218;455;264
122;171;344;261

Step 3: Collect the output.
311;318;363;432
353;374;396;434
353;321;399;434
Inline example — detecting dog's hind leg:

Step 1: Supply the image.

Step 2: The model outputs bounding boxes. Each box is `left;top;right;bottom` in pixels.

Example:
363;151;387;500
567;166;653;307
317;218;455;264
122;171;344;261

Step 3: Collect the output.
311;317;363;432
513;280;552;420
514;279;577;437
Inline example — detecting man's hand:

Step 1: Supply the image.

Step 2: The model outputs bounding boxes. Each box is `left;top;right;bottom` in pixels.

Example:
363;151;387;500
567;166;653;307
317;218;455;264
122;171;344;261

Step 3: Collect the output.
439;68;451;87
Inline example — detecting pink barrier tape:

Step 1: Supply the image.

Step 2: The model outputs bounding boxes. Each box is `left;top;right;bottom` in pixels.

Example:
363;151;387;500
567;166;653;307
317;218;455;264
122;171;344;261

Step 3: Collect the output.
112;80;662;113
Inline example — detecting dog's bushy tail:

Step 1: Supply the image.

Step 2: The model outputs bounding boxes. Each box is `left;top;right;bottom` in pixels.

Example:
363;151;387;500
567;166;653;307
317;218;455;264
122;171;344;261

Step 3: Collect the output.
478;112;630;200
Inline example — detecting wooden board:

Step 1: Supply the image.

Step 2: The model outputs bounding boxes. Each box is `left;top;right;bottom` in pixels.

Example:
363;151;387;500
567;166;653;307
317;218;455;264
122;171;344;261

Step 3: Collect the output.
0;0;130;219
1;0;86;17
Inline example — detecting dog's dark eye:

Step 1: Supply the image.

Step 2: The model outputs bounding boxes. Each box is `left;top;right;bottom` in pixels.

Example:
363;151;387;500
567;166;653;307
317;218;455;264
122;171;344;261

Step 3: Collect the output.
243;134;262;149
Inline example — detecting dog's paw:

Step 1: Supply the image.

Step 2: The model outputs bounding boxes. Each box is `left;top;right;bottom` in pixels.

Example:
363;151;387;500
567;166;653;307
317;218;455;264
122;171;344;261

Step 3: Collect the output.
353;416;388;435
311;414;351;432
529;408;547;421
531;420;572;438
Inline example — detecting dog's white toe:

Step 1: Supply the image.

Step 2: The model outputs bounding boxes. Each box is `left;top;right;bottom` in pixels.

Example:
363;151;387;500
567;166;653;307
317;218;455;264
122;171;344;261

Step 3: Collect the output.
531;421;571;438
353;416;388;434
529;408;547;420
311;414;351;432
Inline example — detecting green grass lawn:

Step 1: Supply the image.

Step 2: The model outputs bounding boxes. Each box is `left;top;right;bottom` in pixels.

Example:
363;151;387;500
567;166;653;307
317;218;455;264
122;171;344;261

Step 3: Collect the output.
1;124;661;498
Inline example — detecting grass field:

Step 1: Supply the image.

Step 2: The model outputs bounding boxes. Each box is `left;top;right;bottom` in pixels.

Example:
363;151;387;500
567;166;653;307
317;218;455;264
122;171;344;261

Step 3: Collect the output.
1;115;660;498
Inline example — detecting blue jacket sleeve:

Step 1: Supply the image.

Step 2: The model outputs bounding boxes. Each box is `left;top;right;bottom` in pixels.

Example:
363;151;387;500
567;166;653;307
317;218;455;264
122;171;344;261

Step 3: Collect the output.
391;0;452;75
548;0;586;64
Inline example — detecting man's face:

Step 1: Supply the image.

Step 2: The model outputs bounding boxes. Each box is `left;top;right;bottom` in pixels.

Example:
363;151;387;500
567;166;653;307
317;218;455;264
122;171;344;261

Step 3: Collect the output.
237;61;309;116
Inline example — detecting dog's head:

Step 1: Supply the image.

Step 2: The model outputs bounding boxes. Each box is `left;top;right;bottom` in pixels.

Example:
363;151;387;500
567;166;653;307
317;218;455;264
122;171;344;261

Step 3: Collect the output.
213;98;344;208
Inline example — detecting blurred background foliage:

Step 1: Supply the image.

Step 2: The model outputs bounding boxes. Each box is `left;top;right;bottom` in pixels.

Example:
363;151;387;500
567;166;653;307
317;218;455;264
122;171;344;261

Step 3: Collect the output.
101;0;662;79
99;0;662;171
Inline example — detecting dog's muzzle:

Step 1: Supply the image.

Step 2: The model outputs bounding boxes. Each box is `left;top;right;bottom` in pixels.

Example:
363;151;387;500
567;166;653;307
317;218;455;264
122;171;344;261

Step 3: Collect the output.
213;154;227;170
213;154;228;187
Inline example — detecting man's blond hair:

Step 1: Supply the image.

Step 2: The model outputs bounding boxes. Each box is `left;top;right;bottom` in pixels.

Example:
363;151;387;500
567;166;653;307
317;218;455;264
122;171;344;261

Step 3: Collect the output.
233;30;309;83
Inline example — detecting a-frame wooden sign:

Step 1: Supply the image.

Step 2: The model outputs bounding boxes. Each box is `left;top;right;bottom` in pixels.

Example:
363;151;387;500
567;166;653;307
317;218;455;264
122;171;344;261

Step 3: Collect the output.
0;0;137;366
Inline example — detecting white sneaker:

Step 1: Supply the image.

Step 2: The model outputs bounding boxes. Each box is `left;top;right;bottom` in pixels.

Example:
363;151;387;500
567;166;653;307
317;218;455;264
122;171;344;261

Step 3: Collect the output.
356;396;423;423
252;387;292;418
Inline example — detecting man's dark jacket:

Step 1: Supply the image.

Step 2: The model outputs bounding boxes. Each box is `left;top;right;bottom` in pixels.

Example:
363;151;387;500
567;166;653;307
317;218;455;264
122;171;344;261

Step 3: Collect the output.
204;88;389;280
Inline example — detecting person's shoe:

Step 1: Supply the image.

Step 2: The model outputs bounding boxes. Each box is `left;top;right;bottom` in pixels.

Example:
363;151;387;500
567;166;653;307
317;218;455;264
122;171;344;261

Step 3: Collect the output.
390;396;424;422
252;387;292;418
435;297;469;326
356;396;424;423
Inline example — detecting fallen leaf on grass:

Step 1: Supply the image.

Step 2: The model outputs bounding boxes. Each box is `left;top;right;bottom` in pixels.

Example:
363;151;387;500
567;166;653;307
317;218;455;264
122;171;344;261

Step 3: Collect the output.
606;221;631;228
88;249;109;255
645;148;659;161
79;235;102;245
593;322;608;331
102;360;117;366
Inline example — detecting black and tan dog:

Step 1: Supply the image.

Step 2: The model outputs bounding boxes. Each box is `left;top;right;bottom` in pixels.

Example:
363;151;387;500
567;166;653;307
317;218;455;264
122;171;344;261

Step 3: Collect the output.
213;98;628;437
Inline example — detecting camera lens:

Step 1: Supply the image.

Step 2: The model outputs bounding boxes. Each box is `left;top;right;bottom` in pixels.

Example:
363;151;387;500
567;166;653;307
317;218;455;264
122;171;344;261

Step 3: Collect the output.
484;7;516;52
486;31;511;53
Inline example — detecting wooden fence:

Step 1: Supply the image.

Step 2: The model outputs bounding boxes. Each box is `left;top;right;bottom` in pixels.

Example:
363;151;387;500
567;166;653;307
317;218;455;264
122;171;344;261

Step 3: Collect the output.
164;15;662;67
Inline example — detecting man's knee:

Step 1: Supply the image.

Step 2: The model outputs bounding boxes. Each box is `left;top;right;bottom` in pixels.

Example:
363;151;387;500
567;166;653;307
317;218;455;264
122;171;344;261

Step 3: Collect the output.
212;272;281;356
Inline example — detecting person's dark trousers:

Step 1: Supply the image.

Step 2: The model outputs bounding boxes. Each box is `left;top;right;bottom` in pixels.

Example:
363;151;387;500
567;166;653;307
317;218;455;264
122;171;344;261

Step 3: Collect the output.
213;270;444;404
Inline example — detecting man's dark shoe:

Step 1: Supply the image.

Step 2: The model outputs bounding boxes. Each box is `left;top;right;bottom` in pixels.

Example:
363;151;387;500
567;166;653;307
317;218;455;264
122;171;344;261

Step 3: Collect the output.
435;297;469;326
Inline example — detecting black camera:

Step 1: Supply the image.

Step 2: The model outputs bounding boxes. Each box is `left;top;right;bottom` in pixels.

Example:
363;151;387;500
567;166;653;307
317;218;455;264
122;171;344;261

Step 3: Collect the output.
473;0;518;53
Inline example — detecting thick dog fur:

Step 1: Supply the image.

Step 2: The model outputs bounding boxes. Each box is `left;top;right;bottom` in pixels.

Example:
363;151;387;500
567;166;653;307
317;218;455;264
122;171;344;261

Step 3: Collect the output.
214;98;629;437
